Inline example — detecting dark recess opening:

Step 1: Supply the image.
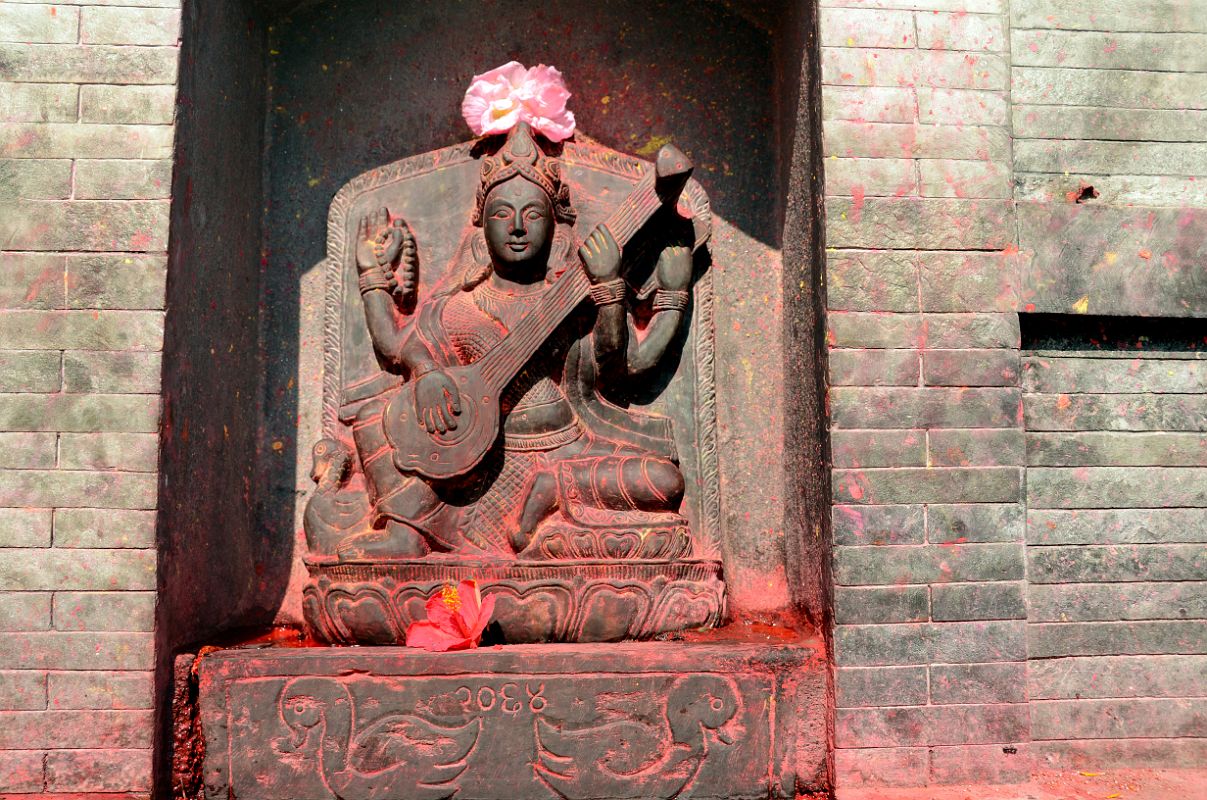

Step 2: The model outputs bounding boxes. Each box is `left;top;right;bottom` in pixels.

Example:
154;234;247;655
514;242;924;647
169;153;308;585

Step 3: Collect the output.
1021;312;1207;352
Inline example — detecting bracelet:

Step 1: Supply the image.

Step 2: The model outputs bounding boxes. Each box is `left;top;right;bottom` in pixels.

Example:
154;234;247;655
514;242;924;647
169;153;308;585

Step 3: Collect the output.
652;289;690;312
588;278;626;306
358;270;391;295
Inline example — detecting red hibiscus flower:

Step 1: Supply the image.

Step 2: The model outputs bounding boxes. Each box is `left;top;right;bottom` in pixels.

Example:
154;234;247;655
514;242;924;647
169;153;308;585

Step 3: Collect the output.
405;580;496;652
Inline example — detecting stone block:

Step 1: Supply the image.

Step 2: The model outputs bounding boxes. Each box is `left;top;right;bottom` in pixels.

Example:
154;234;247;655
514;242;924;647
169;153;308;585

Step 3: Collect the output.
0;670;46;710
0;4;80;43
823;85;917;123
831;430;926;469
53;508;156;548
830;348;919;385
74;159;173;200
0;749;44;792
0;432;55;469
0;253;65;309
0;310;161;351
837;621;1026;666
928;503;1024;544
821;0;1005;10
0;394;161;433
820;7;916;49
1035;737;1207;770
53;591;155;631
832;386;1021;429
48;670;153;709
80;5;179;45
837;703;1028;747
834;466;1021;504
0;631;152;669
1028;655;1207;700
928;620;1027;663
0;200;169;252
827;250;918;312
0;83;77;123
0;548;155;590
195;642;828;800
835;585;928;624
828;198;1012;250
822;47;1008;90
929;743;1030;784
1028;543;1206;583
0;591;51;631
64;351;163;393
1028;508;1207;545
836;623;930;666
917;157;1011;198
918;251;1020;312
1028;582;1207;622
930;662;1026;704
0;350;61;392
0;43;177;83
0;157;72;201
925;313;1020;348
58;432;159;471
1016;173;1207;207
0;122;173;160
834;746;928;788
1017;139;1207;177
1028;467;1207;509
1014;105;1207;143
833;504;926;546
1022;357;1204;395
923;349;1019;387
917;88;1008;126
837;666;928;708
928;429;1024;467
824;120;1010;161
66;254;167;309
1029;620;1205;657
916;11;1007;52
46;748;152;792
836;542;1023;585
1012;0;1207;33
1032;697;1205;740
0;708;151;749
0;508;52;548
0;469;155;510
1027;431;1207;467
1012;29;1207;71
1013;67;1207;110
80;84;176;124
824;157;917;198
829;312;923;348
1024;393;1207;432
931;581;1025;621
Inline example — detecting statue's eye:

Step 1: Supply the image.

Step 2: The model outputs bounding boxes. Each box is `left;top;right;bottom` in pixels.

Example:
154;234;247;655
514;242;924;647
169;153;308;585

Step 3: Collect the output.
490;208;511;219
524;209;544;221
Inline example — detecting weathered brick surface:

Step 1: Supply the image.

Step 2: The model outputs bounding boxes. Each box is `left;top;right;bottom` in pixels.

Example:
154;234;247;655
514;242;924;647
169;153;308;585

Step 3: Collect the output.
1030;582;1207;622
930;662;1026;704
0;670;46;710
46;748;153;792
0;749;44;792
1029;655;1207;700
53;591;155;631
833;504;926;546
928;503;1024;543
832;430;926;468
838;666;928;708
837;703;1028;747
47;671;152;709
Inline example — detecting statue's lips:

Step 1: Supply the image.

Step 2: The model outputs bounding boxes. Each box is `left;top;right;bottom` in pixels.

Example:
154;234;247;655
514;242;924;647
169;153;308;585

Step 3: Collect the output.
506;242;529;252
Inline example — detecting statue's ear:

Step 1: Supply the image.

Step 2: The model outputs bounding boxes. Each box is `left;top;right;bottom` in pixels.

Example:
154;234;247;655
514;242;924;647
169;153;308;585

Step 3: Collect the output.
470;230;490;265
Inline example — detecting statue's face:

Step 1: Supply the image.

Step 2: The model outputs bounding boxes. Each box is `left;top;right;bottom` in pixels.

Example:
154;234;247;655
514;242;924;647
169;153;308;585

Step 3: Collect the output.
483;177;553;268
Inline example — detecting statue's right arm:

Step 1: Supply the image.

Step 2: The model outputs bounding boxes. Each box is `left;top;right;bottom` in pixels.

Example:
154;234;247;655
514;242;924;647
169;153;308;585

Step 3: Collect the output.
361;289;440;376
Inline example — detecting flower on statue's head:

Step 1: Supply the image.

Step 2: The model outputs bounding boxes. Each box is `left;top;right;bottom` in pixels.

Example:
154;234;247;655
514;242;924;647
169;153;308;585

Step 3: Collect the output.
462;61;576;142
405;579;496;652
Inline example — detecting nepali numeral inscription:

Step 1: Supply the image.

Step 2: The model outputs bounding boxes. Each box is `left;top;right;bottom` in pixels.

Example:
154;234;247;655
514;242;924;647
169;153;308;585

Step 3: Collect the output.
454;682;546;715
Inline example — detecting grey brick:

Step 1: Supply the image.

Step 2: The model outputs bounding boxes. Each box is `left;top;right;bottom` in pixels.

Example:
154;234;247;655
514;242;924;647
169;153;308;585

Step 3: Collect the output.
838;621;1026;666
1012;0;1207;33
835;466;1021;504
1029;655;1207;700
929;504;1024;544
64;352;162;393
1023;357;1204;394
47;671;152;710
1013;30;1207;72
926;314;1019;348
1032;698;1206;740
0;253;65;309
0;123;172;160
0;350;61;392
838;703;1028;747
65;255;167;310
1036;738;1207;770
917;88;1008;126
0;470;156;509
0;670;45;710
1029;582;1207;622
79;85;175;125
928;429;1024;467
0;548;154;590
1028;509;1207;544
1028;467;1207;509
1028;544;1206;583
930;662;1026;704
58;432;158;472
923;349;1019;387
1016;173;1207;208
827;250;918;312
1013;67;1207;111
0;84;77;127
929;743;1030;785
835;747;929;788
0;157;72;198
832;387;1020;429
0;709;151;749
46;748;152;793
74;160;172;200
825;157;917;199
829;312;922;349
1024;393;1207;432
832;430;926;468
823;85;917;123
828;198;1012;250
0;749;43;792
830;349;918;386
833;504;926;546
838;666;928;708
836;622;930;666
1029;621;1207;657
824;121;1010;161
0;432;56;468
53;509;155;548
0;394;160;433
0;632;152;669
835;585;928;623
0;591;50;630
928;620;1027;663
0;43;177;84
931;581;1025;621
53;591;154;631
836;543;1023;585
0;508;51;548
916;11;1006;52
80;6;179;45
917;158;1011;199
0;4;79;43
1027;432;1207;467
0;201;169;252
822;47;1008;90
918;252;1020;313
1014;105;1207;143
820;7;915;48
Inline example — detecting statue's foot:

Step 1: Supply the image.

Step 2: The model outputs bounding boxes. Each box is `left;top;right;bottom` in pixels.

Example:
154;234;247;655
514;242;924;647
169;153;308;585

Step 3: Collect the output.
337;522;431;561
513;471;558;554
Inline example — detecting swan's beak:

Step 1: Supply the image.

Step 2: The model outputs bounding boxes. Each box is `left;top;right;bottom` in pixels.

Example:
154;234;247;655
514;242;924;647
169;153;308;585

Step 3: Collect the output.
716;728;735;746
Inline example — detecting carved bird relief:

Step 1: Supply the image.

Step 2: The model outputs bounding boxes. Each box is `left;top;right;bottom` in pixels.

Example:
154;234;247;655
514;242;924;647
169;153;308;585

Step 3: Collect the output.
275;677;481;800
533;675;740;800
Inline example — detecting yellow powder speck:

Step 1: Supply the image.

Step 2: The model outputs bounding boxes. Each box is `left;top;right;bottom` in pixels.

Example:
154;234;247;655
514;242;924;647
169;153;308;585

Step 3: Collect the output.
1071;296;1089;314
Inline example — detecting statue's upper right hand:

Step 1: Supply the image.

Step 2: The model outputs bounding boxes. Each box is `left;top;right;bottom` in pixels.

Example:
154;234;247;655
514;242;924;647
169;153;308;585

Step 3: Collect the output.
355;207;405;275
413;369;462;434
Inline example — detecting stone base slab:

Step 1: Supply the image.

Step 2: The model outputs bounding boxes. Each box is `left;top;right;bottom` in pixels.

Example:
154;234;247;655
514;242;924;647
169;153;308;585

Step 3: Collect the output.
195;640;827;799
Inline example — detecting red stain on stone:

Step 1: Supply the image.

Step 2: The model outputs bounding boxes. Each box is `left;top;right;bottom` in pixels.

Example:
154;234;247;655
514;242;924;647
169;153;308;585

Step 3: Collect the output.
851;185;865;223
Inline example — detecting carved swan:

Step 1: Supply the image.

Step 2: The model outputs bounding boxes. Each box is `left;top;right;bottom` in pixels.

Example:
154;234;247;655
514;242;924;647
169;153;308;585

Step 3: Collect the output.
534;675;740;800
275;677;481;800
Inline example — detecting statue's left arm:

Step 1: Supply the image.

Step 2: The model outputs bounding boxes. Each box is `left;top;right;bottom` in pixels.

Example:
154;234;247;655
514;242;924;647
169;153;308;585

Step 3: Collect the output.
579;225;629;380
626;245;692;375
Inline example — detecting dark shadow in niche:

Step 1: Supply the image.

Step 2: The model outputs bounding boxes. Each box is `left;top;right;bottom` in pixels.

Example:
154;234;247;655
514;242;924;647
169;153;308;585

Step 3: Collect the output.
1021;312;1207;352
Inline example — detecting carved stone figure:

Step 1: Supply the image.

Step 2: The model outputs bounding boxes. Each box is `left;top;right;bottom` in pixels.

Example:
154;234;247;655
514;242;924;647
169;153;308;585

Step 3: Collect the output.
301;100;724;645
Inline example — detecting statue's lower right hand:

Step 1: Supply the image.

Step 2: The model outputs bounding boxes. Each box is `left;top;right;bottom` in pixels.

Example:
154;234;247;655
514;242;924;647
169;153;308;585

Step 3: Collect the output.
413;369;462;434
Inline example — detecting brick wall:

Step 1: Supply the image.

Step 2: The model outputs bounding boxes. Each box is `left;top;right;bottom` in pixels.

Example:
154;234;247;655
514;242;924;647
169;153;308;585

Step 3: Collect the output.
0;0;178;793
824;0;1206;787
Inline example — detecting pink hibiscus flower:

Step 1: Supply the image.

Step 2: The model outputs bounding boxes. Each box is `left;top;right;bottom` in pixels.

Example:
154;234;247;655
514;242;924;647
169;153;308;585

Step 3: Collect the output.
405;580;496;652
461;61;576;142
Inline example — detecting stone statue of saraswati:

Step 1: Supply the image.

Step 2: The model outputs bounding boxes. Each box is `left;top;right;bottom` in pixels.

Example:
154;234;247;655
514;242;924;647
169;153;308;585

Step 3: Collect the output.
301;63;724;645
